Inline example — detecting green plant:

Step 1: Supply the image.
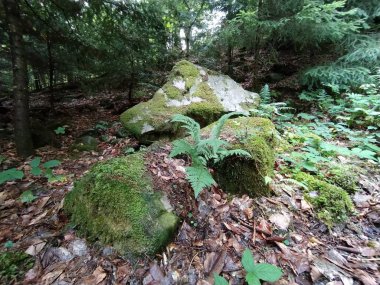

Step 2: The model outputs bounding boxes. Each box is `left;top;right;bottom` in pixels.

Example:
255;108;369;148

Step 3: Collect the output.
251;84;293;120
20;190;37;203
0;168;24;185
54;125;68;135
29;157;63;182
214;249;282;285
170;112;251;197
0;251;34;284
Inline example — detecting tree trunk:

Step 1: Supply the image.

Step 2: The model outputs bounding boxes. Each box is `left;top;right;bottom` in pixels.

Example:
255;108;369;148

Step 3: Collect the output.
227;44;233;77
2;0;34;157
47;37;54;111
184;27;191;58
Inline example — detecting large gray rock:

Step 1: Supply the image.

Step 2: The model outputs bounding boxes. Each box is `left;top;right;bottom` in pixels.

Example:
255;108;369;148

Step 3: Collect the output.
120;60;259;143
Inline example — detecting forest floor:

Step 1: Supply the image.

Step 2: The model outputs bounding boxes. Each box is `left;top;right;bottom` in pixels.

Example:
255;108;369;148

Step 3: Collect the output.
0;91;379;285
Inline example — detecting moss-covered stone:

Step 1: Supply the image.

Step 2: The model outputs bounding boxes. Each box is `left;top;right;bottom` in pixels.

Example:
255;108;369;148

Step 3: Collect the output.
293;172;354;228
72;136;98;152
64;153;179;258
201;117;277;197
120;60;259;143
0;251;34;283
326;164;360;194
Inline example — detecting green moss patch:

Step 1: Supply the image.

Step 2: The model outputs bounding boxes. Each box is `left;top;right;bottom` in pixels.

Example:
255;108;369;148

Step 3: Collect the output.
326;164;360;194
64;153;178;258
203;117;277;197
170;60;200;89
0;251;34;284
293;172;354;228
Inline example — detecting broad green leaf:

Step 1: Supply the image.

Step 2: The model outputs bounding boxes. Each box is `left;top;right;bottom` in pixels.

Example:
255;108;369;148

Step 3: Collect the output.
30;157;41;168
246;272;261;285
252;263;283;282
214;274;229;285
242;249;255;272
43;160;61;168
0;168;24;184
31;167;42;176
20;190;37;203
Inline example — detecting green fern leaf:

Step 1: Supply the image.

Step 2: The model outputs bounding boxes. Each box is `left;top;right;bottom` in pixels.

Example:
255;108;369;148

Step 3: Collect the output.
170;139;196;158
210;111;247;140
186;166;216;198
260;84;271;104
217;149;252;162
171;114;201;144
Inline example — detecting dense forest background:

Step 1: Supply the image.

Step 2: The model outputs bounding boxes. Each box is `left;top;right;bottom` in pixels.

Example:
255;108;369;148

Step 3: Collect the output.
1;0;379;157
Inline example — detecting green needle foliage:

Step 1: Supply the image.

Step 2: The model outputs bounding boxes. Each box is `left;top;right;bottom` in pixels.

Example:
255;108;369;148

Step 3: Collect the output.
170;112;251;198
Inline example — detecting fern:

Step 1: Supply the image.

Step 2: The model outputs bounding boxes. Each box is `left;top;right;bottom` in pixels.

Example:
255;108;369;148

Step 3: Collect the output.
170;112;251;197
171;114;201;144
210;111;247;140
186;166;216;198
260;84;271;104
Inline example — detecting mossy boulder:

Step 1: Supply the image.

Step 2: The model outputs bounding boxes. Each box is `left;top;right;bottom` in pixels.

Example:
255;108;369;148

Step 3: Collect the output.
201;117;277;197
120;60;259;143
64;152;179;258
72;136;98;152
293;172;354;228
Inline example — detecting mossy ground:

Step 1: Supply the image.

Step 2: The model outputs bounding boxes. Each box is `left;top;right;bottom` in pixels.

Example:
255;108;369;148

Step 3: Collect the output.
325;164;360;194
64;152;178;258
293;172;354;228
207;117;277;197
0;251;34;283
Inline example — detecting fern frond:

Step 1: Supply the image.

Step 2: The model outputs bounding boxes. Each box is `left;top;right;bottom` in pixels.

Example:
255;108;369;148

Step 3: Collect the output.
185;166;216;198
210;111;247;140
171;114;201;144
170;139;196;158
197;139;230;162
216;149;252;162
260;84;271;104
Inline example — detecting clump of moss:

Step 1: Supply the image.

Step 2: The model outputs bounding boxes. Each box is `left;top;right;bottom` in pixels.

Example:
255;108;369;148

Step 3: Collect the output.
210;117;277;197
293;172;354;228
163;83;183;99
0;251;34;283
64;153;178;258
171;60;200;89
326;165;360;194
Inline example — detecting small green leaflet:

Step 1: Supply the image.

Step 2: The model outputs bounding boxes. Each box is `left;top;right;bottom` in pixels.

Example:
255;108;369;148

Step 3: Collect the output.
0;168;24;184
214;274;229;285
242;249;283;284
43;160;61;168
20;190;37;203
246;272;260;285
30;157;41;168
185;166;216;198
31;167;42;176
54;126;66;134
242;249;256;272
4;240;14;248
252;263;283;282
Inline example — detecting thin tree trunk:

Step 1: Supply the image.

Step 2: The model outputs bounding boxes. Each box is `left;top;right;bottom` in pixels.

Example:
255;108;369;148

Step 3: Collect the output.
47;37;54;111
185;27;191;58
227;44;233;77
2;0;34;157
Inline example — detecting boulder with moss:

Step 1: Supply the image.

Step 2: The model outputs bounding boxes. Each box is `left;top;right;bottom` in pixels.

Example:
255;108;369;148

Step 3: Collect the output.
64;152;179;258
120;60;259;143
200;116;277;197
293;172;354;228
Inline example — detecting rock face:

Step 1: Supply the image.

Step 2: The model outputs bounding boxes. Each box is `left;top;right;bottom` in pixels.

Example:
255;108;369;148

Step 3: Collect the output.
120;60;259;143
64;152;179;258
201;117;277;197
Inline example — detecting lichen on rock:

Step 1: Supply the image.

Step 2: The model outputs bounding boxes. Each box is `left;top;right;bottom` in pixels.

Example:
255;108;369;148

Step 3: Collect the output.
120;60;259;143
64;152;178;258
201;116;277;197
